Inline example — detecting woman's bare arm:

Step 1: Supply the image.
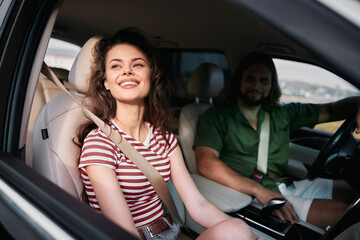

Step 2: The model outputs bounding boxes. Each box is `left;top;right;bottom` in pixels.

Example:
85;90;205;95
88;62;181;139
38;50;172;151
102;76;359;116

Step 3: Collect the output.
85;165;141;239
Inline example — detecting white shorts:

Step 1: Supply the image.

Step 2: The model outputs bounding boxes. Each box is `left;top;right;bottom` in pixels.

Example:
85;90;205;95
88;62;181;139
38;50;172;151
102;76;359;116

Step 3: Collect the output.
277;178;333;221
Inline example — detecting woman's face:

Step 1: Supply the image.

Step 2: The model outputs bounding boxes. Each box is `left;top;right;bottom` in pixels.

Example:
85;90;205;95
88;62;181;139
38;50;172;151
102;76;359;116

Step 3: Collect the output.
104;43;151;105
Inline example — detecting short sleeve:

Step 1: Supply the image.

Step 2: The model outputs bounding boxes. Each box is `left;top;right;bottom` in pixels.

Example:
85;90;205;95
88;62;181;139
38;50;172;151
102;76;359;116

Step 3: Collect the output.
166;131;179;156
284;103;320;129
78;128;119;170
193;106;225;153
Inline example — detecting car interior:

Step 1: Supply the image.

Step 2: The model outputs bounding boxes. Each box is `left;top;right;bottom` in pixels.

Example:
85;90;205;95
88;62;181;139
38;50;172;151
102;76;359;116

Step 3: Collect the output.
2;0;360;239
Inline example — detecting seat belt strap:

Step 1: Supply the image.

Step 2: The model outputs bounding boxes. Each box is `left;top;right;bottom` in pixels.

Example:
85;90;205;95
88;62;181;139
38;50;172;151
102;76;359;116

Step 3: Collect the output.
257;112;270;174
40;62;187;229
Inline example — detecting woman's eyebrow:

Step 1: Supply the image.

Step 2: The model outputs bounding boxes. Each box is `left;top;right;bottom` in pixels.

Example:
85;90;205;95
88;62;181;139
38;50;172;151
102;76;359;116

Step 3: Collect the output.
109;58;123;63
131;57;146;62
109;57;145;63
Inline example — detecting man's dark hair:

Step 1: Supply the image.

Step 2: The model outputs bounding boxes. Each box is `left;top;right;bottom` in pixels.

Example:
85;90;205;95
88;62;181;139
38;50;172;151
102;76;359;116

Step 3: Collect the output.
222;52;282;111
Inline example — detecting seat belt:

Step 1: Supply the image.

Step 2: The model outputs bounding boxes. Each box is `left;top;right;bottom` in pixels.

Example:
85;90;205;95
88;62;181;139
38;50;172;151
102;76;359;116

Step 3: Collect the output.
40;62;188;230
258;112;270;174
252;112;270;183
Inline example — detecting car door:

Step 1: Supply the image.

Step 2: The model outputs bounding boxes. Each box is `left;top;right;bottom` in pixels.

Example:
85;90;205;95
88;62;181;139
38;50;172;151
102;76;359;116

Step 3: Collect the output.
0;0;136;239
272;58;360;178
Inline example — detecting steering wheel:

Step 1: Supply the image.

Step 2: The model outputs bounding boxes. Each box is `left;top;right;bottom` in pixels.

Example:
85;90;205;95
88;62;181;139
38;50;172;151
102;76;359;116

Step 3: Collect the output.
307;116;359;181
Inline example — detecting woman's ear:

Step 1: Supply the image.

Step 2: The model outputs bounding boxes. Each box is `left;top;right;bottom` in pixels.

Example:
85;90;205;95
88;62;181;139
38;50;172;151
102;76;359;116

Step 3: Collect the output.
104;79;109;90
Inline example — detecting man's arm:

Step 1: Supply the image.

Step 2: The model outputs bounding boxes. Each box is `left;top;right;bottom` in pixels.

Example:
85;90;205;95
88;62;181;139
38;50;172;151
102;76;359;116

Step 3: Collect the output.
195;145;299;223
318;96;360;133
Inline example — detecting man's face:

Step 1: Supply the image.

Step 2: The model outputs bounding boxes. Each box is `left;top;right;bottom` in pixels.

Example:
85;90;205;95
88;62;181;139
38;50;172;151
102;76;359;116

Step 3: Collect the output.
239;63;272;107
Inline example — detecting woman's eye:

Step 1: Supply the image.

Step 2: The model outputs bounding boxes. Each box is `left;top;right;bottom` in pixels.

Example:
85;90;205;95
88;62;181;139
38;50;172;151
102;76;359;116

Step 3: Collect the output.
111;64;121;69
133;63;144;68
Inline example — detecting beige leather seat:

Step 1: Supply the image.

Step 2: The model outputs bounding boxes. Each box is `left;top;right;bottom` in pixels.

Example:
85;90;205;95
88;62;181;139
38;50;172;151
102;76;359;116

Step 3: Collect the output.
178;63;252;223
178;63;225;173
32;36;101;199
26;67;75;167
39;67;76;103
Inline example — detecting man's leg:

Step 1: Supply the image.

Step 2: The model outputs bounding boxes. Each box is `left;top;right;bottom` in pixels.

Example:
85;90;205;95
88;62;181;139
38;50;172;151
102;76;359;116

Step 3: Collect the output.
332;179;359;205
306;199;347;229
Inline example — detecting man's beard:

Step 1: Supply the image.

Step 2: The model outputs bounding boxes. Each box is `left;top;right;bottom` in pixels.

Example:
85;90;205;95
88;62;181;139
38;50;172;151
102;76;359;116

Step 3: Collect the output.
239;91;267;107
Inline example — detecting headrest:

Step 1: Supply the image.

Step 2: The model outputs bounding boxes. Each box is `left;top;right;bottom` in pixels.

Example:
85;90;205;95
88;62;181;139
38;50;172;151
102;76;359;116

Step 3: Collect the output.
68;36;103;93
187;63;224;98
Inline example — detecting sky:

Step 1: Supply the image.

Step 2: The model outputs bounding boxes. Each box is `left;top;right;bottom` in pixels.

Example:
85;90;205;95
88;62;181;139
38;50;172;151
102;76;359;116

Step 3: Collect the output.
274;59;358;92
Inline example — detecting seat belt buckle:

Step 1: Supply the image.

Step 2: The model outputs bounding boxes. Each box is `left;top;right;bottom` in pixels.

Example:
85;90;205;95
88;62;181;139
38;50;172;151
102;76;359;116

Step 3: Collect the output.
251;169;266;184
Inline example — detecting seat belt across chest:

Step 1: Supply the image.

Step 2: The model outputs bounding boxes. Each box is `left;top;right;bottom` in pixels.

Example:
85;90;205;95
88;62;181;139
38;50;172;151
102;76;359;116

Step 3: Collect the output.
252;112;270;183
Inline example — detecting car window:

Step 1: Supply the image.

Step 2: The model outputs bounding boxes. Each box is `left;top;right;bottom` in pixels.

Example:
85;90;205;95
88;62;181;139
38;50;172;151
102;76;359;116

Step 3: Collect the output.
45;38;81;71
0;0;12;28
274;58;360;137
158;50;229;102
316;0;360;28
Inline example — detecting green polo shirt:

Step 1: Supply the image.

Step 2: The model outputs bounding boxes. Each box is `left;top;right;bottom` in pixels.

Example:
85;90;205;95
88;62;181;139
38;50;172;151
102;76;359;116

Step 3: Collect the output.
194;103;319;193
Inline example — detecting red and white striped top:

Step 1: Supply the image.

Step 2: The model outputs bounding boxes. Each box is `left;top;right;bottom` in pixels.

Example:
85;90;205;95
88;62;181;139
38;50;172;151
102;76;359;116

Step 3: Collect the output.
78;120;178;228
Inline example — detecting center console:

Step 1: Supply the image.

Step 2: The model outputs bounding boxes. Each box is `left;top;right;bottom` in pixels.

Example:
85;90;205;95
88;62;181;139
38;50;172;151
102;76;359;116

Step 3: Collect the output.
228;203;325;240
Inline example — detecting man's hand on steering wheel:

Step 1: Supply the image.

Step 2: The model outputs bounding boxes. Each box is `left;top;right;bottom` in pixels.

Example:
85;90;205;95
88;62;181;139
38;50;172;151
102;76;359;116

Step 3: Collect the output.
355;107;360;134
307;114;358;180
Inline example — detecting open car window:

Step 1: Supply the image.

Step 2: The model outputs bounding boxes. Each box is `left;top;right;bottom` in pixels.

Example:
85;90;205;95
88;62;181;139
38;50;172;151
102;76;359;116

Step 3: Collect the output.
275;58;360;136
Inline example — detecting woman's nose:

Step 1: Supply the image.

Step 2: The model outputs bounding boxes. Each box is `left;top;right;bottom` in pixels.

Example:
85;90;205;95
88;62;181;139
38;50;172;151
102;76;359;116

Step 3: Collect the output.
122;66;133;75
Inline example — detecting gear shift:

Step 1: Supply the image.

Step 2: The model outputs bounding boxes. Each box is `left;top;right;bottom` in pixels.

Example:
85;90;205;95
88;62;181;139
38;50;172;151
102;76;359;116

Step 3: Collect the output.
261;198;287;219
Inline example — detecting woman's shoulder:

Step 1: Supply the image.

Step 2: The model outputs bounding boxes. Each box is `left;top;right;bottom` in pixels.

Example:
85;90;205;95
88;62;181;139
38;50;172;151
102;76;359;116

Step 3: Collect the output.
84;121;118;144
148;122;177;143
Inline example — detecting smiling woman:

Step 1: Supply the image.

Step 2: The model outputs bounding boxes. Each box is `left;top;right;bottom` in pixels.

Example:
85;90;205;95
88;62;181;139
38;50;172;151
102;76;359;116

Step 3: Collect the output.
75;28;255;240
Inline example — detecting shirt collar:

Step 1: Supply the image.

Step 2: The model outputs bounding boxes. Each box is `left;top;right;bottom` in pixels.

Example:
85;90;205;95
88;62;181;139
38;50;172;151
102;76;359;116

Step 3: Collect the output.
230;105;266;132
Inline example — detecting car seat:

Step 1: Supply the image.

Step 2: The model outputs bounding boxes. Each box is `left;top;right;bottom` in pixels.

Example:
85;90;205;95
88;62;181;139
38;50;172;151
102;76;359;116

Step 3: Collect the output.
32;36;101;199
27;67;75;168
178;63;252;218
178;63;225;173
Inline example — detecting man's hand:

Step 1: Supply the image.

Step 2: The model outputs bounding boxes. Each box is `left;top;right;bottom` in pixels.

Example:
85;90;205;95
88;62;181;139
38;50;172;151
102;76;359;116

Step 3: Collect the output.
355;107;360;134
319;96;360;133
196;146;301;223
255;187;299;224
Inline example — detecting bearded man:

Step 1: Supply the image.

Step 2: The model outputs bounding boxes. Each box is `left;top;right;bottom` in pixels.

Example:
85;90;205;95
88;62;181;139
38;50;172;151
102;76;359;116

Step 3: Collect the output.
194;52;360;229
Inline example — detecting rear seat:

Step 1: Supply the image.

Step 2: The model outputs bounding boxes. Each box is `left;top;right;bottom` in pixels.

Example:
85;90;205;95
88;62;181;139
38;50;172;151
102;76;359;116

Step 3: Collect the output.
39;67;76;102
26;67;75;167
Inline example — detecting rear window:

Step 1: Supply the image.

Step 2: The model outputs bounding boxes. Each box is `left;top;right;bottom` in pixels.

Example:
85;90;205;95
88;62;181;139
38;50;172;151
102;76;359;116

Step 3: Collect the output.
45;38;81;71
158;50;229;107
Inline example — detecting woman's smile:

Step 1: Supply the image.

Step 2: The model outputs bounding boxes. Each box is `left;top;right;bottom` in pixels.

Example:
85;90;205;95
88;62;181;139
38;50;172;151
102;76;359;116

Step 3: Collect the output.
119;79;140;87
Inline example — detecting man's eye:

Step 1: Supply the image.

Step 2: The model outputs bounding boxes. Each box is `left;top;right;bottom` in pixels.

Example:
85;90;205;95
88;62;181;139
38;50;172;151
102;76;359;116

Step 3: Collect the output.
245;76;255;83
261;78;271;85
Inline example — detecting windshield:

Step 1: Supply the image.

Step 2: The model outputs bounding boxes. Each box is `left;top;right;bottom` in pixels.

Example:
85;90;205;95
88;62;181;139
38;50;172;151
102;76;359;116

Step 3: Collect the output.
316;0;360;28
